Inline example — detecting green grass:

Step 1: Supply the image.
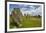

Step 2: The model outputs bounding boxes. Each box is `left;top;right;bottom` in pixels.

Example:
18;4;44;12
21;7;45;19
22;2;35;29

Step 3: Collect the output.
21;16;42;28
10;16;42;28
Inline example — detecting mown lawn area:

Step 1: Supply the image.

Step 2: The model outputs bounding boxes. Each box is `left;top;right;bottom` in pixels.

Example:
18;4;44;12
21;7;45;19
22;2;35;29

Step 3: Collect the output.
21;16;42;28
10;16;42;28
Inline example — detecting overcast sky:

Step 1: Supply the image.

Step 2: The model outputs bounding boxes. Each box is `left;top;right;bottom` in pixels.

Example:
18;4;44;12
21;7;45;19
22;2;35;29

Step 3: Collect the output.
9;4;42;16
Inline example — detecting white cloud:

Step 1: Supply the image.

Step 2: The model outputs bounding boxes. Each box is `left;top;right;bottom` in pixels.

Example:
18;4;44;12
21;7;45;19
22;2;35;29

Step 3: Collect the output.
21;6;42;16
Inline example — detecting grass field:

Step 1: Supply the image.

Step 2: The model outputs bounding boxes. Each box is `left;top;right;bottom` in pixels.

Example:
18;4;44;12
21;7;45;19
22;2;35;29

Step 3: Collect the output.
10;16;42;28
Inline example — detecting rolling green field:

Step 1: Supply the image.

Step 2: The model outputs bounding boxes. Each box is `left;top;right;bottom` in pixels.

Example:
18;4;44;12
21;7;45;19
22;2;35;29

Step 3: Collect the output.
21;16;42;28
10;16;42;28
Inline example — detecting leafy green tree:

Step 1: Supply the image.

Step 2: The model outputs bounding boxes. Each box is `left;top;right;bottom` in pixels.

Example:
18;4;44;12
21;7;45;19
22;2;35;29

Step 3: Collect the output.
38;15;41;18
